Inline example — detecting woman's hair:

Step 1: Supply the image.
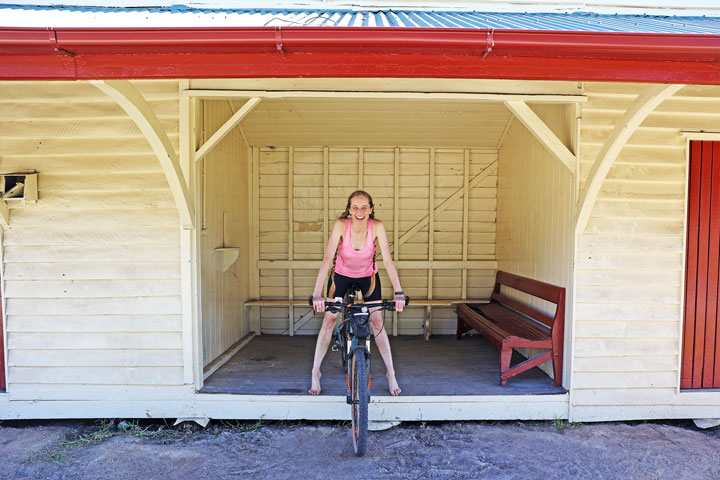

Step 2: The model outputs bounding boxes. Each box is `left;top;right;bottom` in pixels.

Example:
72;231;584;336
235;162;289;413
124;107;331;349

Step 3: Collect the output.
340;190;375;219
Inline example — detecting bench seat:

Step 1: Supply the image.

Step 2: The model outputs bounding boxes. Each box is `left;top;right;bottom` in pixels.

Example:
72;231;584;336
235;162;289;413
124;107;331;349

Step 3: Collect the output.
457;271;565;387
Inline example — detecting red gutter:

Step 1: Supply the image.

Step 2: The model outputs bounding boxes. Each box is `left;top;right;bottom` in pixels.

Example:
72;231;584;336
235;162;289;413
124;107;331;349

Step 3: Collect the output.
1;26;720;83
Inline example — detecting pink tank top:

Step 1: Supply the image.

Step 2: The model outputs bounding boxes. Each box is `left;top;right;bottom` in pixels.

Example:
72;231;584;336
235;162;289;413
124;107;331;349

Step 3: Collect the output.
334;219;377;278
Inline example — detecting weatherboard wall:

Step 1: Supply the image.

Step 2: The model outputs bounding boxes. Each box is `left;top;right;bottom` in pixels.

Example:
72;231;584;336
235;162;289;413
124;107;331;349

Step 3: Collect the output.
572;83;720;421
0;80;192;401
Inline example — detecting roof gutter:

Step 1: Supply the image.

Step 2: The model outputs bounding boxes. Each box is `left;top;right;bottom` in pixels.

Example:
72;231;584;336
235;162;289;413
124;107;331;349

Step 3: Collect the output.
2;26;720;83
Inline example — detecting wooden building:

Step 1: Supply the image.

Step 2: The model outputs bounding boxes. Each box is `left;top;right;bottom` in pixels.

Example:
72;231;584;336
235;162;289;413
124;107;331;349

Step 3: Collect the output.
1;1;720;422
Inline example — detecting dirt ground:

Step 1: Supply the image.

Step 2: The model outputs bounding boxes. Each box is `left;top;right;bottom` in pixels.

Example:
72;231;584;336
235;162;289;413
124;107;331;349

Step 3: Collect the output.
1;418;719;479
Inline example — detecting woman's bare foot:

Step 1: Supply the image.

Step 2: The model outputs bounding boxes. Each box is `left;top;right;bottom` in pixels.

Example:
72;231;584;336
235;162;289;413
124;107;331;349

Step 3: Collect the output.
309;371;322;395
387;373;401;396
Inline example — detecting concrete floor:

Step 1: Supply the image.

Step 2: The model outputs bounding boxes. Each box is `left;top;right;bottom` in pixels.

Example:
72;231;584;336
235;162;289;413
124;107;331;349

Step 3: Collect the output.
201;335;566;396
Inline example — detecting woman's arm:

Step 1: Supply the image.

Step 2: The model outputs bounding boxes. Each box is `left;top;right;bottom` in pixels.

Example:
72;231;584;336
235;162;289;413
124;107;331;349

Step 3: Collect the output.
312;219;344;311
374;220;405;312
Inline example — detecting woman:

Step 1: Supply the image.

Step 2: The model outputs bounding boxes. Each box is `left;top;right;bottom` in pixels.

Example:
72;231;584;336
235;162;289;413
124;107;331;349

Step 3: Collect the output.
310;190;405;396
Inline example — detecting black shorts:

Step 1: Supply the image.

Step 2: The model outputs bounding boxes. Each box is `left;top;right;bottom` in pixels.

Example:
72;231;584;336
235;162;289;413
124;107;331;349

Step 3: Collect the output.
327;271;382;302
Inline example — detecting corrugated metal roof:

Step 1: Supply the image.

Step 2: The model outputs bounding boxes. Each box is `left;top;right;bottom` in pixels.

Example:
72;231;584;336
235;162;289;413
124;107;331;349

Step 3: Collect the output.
1;4;719;33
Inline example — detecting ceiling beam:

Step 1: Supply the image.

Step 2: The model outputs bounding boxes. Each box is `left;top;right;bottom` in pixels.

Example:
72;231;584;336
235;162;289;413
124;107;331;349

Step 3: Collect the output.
194;97;261;163
184;90;587;103
91;80;194;228
575;83;684;236
504;100;576;174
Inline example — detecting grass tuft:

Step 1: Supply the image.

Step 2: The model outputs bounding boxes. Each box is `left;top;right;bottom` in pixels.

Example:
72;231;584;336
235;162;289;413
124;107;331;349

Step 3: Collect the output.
32;420;115;463
553;417;583;431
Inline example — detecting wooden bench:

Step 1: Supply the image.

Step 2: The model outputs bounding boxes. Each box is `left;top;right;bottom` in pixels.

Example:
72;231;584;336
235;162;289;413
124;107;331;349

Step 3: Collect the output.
244;298;489;338
456;271;565;387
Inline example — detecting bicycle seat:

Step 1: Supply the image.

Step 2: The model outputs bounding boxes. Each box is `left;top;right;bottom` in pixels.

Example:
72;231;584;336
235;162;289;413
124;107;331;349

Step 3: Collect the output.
344;283;364;304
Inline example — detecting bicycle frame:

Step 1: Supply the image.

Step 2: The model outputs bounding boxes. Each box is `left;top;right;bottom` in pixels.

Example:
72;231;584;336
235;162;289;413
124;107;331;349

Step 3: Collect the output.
309;291;408;457
335;286;374;404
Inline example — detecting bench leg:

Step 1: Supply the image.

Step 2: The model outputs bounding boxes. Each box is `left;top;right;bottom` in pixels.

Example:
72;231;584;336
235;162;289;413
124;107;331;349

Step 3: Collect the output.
499;348;512;387
552;349;563;388
456;317;469;340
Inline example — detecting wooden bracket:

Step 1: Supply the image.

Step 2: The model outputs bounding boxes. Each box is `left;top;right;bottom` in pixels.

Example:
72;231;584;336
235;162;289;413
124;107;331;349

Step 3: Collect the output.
91;80;195;228
504;100;576;174
215;211;239;272
214;247;240;272
0;199;9;228
575;84;684;236
194;97;261;163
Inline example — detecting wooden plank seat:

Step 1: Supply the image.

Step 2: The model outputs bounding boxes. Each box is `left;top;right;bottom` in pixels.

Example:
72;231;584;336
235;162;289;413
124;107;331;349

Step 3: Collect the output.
243;298;489;307
456;271;565;387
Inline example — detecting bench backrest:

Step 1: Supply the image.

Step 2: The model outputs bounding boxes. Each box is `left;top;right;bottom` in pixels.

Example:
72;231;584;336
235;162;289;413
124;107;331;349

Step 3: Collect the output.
491;270;566;330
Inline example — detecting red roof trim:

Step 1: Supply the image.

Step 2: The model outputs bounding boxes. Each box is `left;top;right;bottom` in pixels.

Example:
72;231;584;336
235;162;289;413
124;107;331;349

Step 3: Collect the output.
2;27;720;83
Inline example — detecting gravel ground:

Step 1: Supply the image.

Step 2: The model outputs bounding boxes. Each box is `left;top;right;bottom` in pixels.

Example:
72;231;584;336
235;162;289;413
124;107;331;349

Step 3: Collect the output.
1;418;719;479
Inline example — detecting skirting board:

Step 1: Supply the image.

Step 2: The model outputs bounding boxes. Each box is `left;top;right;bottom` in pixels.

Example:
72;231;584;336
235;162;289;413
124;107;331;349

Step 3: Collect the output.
0;393;569;421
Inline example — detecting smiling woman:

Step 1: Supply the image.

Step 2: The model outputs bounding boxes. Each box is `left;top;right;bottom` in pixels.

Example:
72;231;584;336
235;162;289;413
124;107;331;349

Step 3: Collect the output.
309;190;405;396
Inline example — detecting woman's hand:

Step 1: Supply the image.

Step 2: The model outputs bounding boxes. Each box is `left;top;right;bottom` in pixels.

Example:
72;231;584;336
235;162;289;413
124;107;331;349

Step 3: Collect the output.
394;295;405;312
312;295;326;313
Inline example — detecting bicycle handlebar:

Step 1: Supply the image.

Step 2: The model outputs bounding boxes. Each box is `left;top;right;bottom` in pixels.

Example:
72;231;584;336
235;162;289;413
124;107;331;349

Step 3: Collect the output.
308;295;410;313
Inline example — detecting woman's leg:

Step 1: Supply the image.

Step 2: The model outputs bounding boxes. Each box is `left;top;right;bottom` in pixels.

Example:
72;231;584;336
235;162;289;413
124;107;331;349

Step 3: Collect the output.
309;310;338;395
369;308;402;396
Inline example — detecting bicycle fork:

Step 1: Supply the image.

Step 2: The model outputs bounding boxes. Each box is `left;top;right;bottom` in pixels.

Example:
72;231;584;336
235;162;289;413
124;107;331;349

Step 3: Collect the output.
346;344;372;405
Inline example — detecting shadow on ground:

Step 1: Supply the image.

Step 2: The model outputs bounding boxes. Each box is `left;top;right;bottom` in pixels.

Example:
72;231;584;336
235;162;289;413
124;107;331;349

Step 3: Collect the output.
1;418;719;479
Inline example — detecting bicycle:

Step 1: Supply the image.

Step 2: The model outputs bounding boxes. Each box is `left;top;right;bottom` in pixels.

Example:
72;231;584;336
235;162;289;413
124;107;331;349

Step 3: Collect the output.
309;286;409;456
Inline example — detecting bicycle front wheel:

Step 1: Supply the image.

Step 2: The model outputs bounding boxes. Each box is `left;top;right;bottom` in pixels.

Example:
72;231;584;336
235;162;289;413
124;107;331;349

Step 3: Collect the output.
350;351;369;457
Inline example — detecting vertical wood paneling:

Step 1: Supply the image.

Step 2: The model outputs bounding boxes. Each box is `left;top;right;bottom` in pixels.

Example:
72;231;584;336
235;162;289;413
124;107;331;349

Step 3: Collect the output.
692;143;713;387
200;99;251;366
682;140;720;389
497;103;574;379
256;146;497;335
704;142;720;388
682;142;702;388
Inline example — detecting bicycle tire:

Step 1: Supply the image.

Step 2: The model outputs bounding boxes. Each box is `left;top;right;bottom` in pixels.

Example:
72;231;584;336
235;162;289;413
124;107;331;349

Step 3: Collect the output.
350;352;369;457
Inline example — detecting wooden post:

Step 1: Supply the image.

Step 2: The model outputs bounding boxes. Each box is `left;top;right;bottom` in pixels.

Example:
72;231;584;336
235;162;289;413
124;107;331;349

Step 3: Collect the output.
462;148;470;300
250;147;261;335
288;147;295;336
426;147;435;340
393;147;400;336
188;93;204;388
323;147;329;244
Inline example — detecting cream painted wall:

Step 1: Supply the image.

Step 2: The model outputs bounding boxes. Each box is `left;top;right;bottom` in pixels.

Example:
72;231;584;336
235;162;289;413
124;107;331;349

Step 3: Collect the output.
5;76;720;422
0;80;188;400
199;100;252;367
253;146;497;335
573;83;720;421
496;103;576;382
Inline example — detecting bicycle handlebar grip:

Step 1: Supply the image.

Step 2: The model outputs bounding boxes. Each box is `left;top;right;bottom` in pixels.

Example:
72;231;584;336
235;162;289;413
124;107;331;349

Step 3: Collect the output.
308;295;314;307
405;296;410;306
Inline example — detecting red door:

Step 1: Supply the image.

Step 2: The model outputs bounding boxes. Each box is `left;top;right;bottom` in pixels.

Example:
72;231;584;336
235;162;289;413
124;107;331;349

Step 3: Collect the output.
682;140;720;389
